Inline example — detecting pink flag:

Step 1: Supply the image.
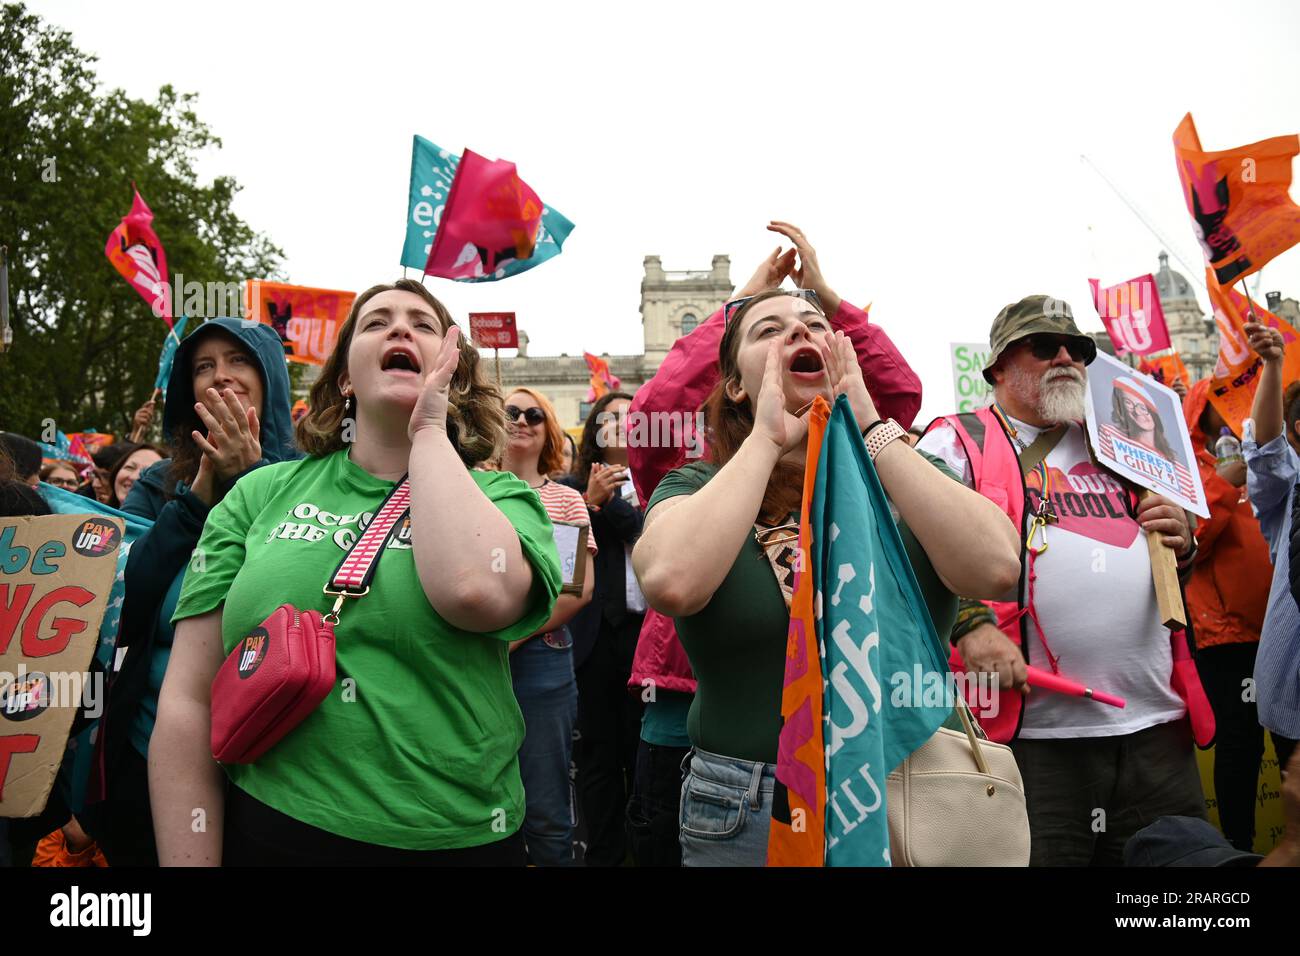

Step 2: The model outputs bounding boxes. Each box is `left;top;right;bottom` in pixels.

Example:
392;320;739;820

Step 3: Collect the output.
1088;273;1170;356
105;186;172;328
424;150;545;281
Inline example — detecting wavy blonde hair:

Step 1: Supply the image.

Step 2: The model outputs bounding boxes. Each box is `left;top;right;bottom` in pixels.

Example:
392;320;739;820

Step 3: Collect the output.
295;279;505;466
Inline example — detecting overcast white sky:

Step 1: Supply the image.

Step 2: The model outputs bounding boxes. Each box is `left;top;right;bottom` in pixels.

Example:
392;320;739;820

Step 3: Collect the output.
28;0;1300;424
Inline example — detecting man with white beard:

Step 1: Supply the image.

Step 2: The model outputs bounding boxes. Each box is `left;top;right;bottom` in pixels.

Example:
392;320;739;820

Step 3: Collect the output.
917;295;1208;865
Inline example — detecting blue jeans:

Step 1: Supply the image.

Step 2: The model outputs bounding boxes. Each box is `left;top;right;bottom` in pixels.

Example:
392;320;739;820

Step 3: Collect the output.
511;632;578;866
678;748;775;867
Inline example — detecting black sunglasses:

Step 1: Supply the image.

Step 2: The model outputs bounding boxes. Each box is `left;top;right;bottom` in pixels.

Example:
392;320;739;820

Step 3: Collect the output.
505;405;547;426
1019;334;1093;363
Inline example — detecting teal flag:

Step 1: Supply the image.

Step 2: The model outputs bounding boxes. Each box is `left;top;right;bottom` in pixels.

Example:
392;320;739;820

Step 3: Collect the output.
38;430;85;466
153;314;190;394
39;486;154;813
399;135;574;279
814;396;952;865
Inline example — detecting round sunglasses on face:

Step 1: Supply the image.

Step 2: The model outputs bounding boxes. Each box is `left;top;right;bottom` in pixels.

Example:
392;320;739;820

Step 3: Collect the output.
505;405;547;426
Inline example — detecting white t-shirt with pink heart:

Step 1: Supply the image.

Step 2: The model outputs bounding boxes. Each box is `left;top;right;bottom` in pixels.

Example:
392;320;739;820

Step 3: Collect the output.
918;416;1186;739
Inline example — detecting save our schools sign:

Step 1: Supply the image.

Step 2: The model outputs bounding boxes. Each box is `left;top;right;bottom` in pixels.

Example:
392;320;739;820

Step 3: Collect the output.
950;342;992;412
0;514;122;817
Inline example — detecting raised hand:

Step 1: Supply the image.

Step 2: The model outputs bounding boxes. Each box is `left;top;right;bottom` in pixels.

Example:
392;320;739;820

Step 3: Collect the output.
767;221;841;316
735;245;797;300
409;323;462;440
753;338;810;455
818;330;879;431
192;387;262;484
1246;321;1284;363
585;461;629;508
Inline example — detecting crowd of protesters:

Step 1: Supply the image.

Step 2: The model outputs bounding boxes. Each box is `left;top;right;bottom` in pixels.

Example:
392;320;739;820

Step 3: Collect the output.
2;222;1299;868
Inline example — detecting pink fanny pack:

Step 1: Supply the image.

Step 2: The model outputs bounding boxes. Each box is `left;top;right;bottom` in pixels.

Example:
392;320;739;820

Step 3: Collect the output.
210;477;411;764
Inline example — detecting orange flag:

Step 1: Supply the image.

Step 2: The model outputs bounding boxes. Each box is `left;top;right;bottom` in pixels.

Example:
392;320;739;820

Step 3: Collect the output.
1138;351;1191;393
1205;269;1300;434
1174;113;1300;285
583;351;613;399
767;396;829;866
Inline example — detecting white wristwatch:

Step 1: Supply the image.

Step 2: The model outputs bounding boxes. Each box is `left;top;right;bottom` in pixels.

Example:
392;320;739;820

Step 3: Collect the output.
864;419;907;461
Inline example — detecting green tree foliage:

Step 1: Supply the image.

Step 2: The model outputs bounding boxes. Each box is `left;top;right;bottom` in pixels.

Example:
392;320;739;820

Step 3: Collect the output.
0;2;283;440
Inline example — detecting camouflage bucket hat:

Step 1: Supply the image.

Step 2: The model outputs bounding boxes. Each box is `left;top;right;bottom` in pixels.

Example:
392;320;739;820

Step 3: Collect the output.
982;294;1097;384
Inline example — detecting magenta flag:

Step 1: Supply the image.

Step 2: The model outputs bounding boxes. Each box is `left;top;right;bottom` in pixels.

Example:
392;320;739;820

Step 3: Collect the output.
1088;273;1171;356
423;150;546;281
105;186;173;328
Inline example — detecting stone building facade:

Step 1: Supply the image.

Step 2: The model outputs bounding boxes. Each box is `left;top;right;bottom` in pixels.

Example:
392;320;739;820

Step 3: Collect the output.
495;255;732;427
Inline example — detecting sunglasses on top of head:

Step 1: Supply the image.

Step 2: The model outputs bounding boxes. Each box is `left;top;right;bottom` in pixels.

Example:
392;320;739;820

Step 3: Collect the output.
505;405;547;426
724;288;822;327
1019;334;1092;363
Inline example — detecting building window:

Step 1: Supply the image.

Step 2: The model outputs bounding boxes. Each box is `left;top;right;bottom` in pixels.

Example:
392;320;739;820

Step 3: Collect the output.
680;313;699;336
578;401;593;425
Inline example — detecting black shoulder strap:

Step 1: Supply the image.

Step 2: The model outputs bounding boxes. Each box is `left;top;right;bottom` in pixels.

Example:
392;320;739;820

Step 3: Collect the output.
954;412;986;449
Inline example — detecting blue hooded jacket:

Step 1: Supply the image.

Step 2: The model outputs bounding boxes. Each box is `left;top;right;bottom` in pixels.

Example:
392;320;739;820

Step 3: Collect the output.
103;319;300;773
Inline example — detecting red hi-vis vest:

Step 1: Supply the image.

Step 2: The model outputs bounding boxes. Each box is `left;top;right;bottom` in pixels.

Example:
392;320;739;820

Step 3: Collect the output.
935;407;1212;745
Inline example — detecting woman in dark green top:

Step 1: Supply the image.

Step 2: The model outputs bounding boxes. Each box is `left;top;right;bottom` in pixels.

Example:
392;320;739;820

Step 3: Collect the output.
633;228;1021;866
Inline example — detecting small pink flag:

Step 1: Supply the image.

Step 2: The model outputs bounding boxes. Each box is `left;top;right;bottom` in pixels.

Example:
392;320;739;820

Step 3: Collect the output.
424;150;545;281
1088;273;1170;356
105;186;172;328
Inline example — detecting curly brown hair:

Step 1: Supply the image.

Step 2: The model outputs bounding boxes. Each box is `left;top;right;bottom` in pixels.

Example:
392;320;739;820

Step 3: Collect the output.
703;289;826;524
295;279;506;467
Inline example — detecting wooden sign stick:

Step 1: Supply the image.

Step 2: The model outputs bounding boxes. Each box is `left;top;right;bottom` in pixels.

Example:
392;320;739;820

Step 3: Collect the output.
1138;487;1187;629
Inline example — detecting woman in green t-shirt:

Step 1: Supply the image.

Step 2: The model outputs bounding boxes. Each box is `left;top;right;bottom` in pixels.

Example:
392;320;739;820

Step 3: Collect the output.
150;279;562;866
633;226;1022;866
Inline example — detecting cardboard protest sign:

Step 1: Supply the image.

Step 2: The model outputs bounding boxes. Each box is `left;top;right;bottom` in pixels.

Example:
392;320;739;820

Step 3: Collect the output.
950;342;993;412
245;280;357;366
469;312;518;349
1085;352;1208;518
0;513;122;817
550;521;589;596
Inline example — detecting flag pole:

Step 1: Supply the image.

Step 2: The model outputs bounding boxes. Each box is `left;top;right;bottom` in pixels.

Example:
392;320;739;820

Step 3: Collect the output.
1239;280;1257;321
130;387;163;442
494;347;502;391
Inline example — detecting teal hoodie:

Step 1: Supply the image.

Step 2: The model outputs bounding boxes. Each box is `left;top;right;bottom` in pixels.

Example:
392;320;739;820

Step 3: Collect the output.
110;319;299;764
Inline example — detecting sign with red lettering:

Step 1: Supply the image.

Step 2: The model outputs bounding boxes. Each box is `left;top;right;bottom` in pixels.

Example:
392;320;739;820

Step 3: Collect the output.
0;514;121;817
468;312;518;349
1084;352;1208;518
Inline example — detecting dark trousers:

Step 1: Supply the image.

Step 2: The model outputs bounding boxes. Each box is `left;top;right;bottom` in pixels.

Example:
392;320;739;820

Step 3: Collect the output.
1275;734;1299;772
223;786;526;866
626;740;690;867
573;616;644;866
1196;641;1270;851
1010;718;1206;866
85;745;159;867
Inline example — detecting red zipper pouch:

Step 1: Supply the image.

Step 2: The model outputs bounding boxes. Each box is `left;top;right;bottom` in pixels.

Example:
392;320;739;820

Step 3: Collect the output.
210;604;337;764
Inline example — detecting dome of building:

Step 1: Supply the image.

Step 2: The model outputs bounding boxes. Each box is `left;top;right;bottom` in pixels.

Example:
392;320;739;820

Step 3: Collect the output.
1155;250;1198;305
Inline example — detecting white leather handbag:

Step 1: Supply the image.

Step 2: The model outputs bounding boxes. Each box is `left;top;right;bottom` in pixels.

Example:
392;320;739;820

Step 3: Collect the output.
886;699;1031;866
